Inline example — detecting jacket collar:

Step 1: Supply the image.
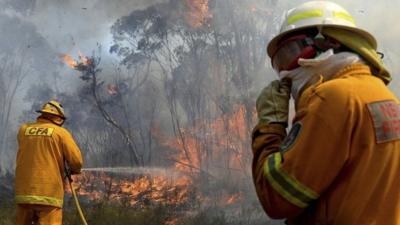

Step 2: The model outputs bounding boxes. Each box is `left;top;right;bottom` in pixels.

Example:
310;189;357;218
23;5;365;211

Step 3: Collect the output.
331;63;372;79
296;64;372;111
37;116;62;126
37;117;52;123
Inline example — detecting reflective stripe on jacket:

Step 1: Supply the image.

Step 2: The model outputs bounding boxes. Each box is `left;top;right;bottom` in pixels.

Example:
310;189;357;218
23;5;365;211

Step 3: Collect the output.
15;118;83;208
252;64;400;224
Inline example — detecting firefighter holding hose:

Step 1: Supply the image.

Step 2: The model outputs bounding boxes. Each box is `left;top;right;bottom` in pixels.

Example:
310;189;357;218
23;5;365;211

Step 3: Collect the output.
15;100;83;225
252;1;400;224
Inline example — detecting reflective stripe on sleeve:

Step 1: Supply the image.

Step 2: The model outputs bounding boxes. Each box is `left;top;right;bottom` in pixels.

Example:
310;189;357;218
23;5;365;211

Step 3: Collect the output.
287;9;324;25
333;11;355;25
15;195;63;208
263;153;319;208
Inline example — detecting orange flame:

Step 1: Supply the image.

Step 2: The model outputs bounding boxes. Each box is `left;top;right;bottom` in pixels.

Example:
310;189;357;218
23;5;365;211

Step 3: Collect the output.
61;54;78;68
78;51;91;65
225;193;243;205
61;52;91;69
155;105;251;174
69;170;245;210
184;0;212;28
69;171;193;207
165;218;179;225
68;104;252;209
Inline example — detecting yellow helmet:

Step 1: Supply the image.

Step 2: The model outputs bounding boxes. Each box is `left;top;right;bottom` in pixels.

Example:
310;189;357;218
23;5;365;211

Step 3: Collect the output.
267;1;391;84
36;100;66;119
267;1;377;56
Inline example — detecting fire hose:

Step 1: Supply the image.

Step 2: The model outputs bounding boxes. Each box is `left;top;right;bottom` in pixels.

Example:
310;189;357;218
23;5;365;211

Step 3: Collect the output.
65;167;89;225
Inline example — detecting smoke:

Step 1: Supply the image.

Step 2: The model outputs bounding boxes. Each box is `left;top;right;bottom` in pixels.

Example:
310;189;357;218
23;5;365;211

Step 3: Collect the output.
19;0;166;55
0;0;168;174
82;166;183;176
0;1;398;224
0;0;398;176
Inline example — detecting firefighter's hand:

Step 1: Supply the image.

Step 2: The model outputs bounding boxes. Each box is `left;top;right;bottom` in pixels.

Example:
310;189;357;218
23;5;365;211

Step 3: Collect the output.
256;80;291;127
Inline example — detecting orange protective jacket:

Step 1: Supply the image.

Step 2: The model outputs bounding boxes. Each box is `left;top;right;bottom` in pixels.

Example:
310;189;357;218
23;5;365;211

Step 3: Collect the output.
15;117;83;208
252;64;400;225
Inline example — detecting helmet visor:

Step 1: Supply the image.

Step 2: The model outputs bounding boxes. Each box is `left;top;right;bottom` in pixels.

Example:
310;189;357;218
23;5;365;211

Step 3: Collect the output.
271;35;317;72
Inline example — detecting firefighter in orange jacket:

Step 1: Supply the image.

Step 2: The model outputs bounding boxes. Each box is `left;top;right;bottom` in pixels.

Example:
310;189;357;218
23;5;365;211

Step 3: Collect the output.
15;100;83;225
252;1;400;225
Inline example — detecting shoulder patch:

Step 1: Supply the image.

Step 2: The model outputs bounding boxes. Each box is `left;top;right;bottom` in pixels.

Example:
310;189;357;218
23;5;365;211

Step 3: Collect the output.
367;100;400;143
24;127;54;137
280;122;302;152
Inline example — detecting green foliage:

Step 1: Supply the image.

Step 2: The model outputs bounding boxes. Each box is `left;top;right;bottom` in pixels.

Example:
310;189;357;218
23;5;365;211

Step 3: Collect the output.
63;204;232;225
177;207;227;225
0;202;15;225
63;202;174;225
0;200;279;225
63;202;230;225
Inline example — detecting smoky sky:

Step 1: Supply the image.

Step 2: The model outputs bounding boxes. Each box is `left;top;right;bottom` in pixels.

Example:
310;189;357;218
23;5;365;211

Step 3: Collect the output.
0;0;399;172
1;0;399;87
0;0;166;122
26;0;166;54
0;0;398;127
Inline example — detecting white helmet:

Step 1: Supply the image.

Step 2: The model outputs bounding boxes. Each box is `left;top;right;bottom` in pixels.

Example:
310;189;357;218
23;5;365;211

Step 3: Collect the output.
267;1;377;57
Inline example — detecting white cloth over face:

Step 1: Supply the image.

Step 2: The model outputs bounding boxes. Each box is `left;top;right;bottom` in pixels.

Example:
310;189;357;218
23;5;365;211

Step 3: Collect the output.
279;49;364;101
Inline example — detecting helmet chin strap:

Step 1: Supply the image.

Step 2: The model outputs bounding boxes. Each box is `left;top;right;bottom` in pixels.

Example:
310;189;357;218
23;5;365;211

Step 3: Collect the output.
39;114;65;126
55;118;65;126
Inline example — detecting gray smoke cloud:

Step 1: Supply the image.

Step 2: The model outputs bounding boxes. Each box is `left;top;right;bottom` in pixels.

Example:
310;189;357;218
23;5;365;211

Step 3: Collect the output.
3;0;399;106
0;2;398;224
26;0;165;54
0;0;167;173
0;0;399;174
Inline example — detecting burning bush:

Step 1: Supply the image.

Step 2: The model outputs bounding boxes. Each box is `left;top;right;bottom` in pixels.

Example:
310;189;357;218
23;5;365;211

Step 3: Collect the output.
68;168;195;209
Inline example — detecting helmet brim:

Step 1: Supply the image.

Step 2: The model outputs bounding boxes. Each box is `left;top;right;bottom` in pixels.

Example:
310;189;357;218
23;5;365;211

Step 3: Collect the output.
267;25;377;59
36;110;66;119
